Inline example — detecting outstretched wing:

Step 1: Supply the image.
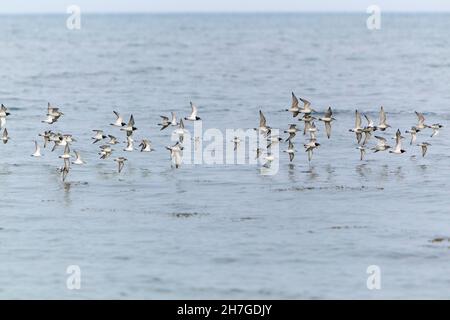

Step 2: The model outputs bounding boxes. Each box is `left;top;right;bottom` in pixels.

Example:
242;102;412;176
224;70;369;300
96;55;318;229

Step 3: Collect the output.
259;110;266;127
291;92;299;109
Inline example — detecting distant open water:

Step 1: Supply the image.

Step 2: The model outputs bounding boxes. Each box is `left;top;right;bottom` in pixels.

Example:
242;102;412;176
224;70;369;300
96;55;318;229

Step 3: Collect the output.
0;13;449;299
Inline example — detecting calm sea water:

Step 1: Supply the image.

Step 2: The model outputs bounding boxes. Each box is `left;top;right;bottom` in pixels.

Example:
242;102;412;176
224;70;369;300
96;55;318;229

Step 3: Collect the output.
0;13;449;299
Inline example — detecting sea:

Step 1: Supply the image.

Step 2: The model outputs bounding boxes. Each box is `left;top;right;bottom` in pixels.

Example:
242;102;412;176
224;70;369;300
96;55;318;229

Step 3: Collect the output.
0;13;449;299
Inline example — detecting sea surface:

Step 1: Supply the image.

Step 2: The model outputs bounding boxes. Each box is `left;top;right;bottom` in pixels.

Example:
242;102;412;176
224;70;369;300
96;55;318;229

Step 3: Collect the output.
0;13;449;299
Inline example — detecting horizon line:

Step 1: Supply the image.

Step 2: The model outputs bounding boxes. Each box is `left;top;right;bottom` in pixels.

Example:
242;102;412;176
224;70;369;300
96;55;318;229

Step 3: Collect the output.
1;10;450;15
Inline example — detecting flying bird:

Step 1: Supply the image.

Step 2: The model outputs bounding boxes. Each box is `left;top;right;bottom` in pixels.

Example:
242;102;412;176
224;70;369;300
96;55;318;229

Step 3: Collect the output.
107;135;118;145
389;129;406;154
99;145;113;159
123;136;135;152
254;110;270;136
318;107;335;139
173;119;188;143
166;141;183;168
120;114;137;135
1;128;9;144
286;92;300;117
185;101;201;121
0;104;10;128
283;140;296;162
405;127;420;145
429;124;443;137
72;151;86;165
159;112;178;130
92;130;107;144
114;157;128;173
372;136;391;153
417;142;431;157
284;124;299;142
304;139;320;162
357;146;366;161
139;139;154;152
349;110;364;144
59;144;72;160
376;106;390;131
110;111;126;127
298;97;315;114
31;140;42;157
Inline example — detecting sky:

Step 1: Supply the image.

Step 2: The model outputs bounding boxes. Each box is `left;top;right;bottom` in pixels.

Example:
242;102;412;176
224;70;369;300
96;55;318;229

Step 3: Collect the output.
0;0;450;14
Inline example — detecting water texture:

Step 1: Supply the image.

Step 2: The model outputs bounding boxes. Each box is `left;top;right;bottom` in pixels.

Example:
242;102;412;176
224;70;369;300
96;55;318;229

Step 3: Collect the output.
0;13;449;299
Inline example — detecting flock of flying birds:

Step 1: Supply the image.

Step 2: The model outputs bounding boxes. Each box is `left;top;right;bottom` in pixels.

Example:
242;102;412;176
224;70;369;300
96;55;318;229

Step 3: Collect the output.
0;94;443;182
271;92;443;167
0;101;201;181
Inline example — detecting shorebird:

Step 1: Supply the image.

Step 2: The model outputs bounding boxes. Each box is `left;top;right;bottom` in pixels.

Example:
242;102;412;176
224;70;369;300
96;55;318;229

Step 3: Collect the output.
298;97;315;115
158;114;171;131
107;135;118;145
0;104;10;117
283;140;296;162
173;119;188;143
31;140;41;157
185;101;201;121
63;134;76;143
318;107;335;139
415;111;428;130
376;106;390;131
159;112;179;130
361;128;372;146
114;157;127;173
59;144;71;160
299;114;317;135
123;136;135;152
405;127;420;145
92;130;107;144
284;124;299;141
59;161;70;182
364;114;377;131
169;112;178;126
306;121;318;140
417;142;431;157
349;110;364;144
99;145;113;159
110;111;126;127
254;110;270;136
43;103;63;124
362;114;376;145
48;132;62;150
389;129;406;154
429;124;443;137
286;92;300;117
51;134;69;152
166;142;183;168
72;151;86;165
357;146;366;161
139;139;154;152
304;139;320;162
47;102;63;117
120;114;137;136
38;131;47;148
372;136;391;153
1;128;9;144
0;104;10;128
262;152;275;168
266;134;282;149
42;114;58;124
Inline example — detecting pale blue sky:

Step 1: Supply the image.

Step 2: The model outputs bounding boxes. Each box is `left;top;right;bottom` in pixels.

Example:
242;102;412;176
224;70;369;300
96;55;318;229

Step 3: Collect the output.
0;0;450;13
